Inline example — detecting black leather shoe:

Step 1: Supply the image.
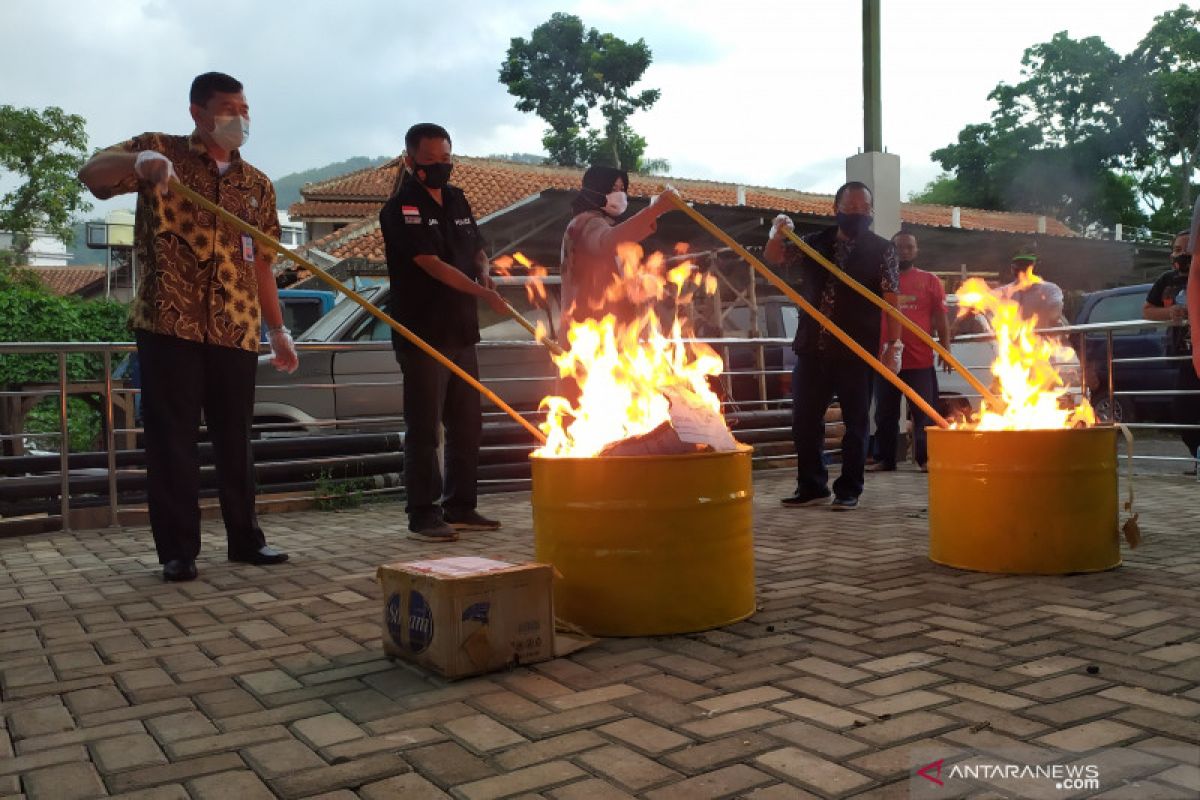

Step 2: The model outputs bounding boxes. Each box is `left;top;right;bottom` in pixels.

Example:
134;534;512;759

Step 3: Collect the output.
781;489;831;507
162;559;197;582
228;545;289;565
443;508;501;531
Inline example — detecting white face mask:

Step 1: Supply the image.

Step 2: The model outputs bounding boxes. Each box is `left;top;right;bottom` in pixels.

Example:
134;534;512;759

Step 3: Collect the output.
604;191;628;216
211;115;249;151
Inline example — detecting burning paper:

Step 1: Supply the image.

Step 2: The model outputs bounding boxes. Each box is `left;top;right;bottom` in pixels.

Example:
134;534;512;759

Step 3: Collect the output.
954;275;1094;430
534;243;737;458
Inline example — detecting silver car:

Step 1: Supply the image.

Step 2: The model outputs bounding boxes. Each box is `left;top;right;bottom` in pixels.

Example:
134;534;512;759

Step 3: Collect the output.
253;281;560;435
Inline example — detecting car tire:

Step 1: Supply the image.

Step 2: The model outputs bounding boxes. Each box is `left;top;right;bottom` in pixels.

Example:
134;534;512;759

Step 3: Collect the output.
1091;392;1135;424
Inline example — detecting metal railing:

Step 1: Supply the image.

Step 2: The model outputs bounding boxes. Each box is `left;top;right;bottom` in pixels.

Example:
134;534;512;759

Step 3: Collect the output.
0;337;803;533
3;315;1196;533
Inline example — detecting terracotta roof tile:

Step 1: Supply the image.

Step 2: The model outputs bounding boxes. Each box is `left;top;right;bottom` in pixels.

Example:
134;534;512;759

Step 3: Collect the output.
288;200;382;218
22;266;107;296
289;157;843;224
291;156;1076;238
898;202;1075;237
284;157;1079;267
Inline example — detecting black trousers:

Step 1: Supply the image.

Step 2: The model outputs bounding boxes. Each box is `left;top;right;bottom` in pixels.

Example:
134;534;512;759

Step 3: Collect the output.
136;330;265;563
1174;361;1200;454
792;352;873;499
396;343;481;520
873;367;939;467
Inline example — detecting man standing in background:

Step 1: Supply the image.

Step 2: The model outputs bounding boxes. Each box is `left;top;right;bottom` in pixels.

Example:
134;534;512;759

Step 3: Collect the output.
1144;231;1198;466
765;182;901;511
869;231;950;472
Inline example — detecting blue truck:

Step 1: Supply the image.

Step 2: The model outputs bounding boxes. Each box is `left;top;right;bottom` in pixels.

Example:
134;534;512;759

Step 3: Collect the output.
265;288;337;341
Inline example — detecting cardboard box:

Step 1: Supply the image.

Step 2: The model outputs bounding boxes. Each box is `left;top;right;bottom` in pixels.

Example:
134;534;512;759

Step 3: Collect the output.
377;557;555;680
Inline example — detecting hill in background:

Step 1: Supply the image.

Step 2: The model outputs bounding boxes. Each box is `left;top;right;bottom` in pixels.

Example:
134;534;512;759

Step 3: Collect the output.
273;155;393;209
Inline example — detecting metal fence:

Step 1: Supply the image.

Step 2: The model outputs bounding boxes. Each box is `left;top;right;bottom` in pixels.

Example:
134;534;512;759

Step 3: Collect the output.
0;338;800;534
1;316;1196;534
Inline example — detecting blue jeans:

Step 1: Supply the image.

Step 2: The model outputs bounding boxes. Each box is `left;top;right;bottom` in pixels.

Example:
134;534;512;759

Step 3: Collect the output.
873;367;939;467
791;353;872;499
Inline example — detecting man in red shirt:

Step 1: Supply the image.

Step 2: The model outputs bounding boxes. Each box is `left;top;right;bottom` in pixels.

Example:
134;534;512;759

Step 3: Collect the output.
869;231;950;471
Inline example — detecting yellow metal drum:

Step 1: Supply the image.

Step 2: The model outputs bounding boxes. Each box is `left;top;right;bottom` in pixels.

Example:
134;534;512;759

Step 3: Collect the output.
927;427;1120;574
531;445;756;636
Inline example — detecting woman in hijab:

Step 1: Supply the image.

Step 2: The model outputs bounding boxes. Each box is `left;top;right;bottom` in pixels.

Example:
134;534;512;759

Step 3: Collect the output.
559;165;678;339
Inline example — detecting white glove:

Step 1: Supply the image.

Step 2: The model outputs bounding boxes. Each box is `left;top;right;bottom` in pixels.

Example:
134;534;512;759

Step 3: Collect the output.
268;327;299;374
134;151;176;196
882;341;903;374
770;214;795;240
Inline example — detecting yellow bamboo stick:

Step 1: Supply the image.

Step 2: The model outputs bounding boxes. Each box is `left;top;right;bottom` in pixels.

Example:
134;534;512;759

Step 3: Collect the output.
167;178;547;444
502;301;565;356
780;226;1002;411
667;194;950;429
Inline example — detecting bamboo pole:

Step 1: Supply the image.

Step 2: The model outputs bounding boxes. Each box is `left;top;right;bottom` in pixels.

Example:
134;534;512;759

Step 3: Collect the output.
780;226;1001;411
667;195;950;429
167;178;547;444
503;303;564;356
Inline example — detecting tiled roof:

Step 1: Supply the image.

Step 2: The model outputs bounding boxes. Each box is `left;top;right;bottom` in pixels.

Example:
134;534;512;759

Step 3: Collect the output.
300;162;398;200
898;203;1075;237
291;156;1077;238
290;156;840;223
21;266;107;296
283;156;1079;268
289;200;382;219
272;217;380;274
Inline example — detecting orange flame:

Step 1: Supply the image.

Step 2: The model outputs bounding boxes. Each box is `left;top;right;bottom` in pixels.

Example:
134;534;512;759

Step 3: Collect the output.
953;274;1094;430
535;243;733;457
493;251;549;304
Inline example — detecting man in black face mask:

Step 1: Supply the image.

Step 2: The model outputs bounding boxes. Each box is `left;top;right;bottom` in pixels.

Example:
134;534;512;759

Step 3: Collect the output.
1143;231;1199;466
764;181;901;511
379;123;509;541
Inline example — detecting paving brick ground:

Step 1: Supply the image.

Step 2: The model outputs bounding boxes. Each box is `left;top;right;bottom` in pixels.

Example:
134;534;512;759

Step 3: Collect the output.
1;467;1197;798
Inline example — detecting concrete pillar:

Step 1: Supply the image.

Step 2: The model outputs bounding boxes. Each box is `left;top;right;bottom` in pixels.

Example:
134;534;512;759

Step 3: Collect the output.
846;151;902;239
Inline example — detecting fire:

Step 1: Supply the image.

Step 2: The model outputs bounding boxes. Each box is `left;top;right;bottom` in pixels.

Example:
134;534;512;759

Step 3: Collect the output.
492;252;549;304
953;274;1094;430
534;243;735;457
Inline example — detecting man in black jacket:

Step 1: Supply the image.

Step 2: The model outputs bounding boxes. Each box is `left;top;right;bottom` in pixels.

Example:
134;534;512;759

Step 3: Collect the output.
379;123;509;541
765;182;901;510
1144;231;1197;465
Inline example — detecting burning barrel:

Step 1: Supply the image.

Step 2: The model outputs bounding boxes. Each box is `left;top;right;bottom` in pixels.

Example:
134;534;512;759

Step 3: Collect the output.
927;426;1120;574
531;444;756;637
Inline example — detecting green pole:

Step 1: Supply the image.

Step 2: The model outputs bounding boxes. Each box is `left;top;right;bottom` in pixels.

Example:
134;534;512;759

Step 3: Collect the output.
863;0;883;152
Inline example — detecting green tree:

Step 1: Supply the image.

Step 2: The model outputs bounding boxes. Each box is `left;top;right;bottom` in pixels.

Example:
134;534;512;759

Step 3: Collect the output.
499;13;666;172
908;175;965;205
1120;4;1200;231
0;260;129;452
926;32;1148;230
924;13;1200;232
0;106;92;260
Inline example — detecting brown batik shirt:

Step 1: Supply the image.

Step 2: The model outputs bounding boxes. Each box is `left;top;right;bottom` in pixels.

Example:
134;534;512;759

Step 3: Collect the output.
93;132;281;352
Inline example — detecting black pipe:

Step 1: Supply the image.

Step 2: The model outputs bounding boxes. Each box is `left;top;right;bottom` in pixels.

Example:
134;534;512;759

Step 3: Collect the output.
1;408;802;514
0;431;404;476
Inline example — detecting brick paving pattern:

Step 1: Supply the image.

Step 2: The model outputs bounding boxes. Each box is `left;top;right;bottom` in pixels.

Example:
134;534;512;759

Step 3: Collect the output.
0;468;1197;798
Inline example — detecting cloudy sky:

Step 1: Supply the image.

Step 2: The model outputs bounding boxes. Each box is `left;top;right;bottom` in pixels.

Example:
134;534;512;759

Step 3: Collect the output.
2;0;1191;215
